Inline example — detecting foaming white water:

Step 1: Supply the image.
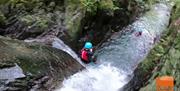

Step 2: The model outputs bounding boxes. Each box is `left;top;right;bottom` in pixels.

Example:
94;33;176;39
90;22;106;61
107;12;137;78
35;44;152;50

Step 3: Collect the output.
56;64;130;91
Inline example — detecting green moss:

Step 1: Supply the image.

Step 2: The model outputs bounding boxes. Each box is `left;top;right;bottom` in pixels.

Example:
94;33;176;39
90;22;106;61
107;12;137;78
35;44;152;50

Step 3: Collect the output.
98;0;119;13
80;0;98;14
15;55;48;75
65;0;85;40
0;0;9;5
172;0;180;20
21;15;49;29
80;0;118;14
0;11;6;25
99;0;114;9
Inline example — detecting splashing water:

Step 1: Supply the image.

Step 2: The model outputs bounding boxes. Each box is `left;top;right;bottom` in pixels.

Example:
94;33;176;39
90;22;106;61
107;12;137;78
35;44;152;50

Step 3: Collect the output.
55;3;173;91
56;64;130;91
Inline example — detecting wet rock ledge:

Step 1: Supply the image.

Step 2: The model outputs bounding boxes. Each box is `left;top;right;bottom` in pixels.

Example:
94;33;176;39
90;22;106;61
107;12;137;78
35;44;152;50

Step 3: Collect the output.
0;36;83;91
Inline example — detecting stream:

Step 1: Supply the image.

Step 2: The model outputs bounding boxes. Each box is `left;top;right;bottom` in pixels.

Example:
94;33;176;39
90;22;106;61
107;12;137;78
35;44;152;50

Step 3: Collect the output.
53;3;172;91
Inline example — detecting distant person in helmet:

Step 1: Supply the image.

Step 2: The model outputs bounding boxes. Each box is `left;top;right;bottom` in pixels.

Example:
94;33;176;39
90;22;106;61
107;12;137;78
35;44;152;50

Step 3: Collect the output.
135;29;142;37
80;42;95;64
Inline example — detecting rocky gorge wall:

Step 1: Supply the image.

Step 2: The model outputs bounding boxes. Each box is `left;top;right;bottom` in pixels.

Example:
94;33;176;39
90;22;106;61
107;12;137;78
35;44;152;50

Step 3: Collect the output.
0;0;149;51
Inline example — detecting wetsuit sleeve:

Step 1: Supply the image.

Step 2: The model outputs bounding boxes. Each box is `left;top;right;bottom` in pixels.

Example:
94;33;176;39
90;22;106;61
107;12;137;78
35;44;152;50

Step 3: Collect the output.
87;51;93;62
79;49;84;57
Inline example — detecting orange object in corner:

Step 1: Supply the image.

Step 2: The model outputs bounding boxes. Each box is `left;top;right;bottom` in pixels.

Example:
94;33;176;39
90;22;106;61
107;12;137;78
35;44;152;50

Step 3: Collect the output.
156;76;174;91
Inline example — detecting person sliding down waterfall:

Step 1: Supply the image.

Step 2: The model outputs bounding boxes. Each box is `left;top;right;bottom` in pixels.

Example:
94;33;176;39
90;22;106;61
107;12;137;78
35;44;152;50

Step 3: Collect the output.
80;42;96;64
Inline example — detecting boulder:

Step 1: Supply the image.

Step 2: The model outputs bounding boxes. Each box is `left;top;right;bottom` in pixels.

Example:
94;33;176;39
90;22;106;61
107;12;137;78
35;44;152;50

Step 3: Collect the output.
0;36;83;91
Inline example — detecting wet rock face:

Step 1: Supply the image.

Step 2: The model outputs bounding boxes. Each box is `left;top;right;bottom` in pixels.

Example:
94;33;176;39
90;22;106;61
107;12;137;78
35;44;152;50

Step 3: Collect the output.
0;36;83;91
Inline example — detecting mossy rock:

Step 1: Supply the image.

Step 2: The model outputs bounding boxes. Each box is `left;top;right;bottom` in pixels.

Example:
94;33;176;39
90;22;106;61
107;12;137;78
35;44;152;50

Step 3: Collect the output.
65;0;86;40
0;0;9;5
0;36;83;90
20;14;49;31
0;11;6;25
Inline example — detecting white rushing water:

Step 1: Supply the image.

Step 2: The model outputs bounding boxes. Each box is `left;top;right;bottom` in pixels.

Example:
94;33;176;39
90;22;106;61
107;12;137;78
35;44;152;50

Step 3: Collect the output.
56;64;130;91
55;3;172;91
52;38;131;91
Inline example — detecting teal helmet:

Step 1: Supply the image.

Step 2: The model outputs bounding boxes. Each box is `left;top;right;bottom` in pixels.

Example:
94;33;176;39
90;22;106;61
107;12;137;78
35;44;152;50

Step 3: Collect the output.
84;42;93;49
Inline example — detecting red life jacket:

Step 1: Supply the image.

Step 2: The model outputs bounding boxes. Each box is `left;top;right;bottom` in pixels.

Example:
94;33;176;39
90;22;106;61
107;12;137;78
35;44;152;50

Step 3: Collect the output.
81;49;88;61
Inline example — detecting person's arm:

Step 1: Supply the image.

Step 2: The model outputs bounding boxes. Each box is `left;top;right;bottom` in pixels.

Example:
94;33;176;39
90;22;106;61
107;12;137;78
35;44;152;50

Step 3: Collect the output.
88;50;93;56
87;50;93;62
79;49;83;57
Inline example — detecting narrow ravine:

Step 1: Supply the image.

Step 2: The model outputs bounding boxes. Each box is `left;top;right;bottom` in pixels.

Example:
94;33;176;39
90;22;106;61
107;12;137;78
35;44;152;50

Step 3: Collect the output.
54;3;173;91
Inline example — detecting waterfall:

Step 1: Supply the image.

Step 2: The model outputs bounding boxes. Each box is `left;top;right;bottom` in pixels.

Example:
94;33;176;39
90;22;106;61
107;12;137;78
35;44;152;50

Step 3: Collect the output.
55;3;173;91
52;38;85;67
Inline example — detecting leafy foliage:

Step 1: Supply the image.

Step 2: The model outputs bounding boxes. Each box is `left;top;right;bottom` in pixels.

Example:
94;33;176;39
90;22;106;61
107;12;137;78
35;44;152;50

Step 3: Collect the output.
81;0;98;14
80;0;119;15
